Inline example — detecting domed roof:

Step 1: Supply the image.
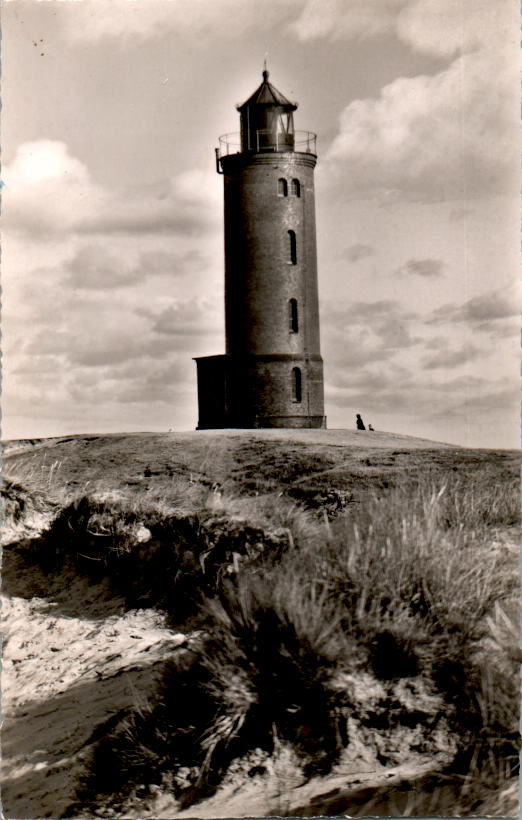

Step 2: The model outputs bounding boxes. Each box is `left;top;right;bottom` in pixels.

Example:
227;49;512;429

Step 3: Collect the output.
237;70;297;112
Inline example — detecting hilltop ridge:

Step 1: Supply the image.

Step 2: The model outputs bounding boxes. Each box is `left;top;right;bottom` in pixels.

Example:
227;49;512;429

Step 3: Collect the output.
4;427;457;455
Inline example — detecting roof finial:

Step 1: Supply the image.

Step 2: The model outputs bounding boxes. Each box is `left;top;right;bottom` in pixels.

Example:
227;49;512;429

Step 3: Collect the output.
263;52;269;81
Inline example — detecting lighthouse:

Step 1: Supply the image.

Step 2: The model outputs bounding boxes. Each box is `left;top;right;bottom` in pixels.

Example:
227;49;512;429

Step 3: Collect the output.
195;70;325;429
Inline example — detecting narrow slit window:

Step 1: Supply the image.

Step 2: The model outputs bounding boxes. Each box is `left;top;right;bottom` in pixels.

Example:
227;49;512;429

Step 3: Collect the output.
289;298;298;333
288;230;297;265
292;367;302;403
291;178;300;197
278;178;288;197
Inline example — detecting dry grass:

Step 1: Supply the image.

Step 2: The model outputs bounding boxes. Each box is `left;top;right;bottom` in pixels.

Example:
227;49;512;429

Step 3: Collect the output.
201;472;518;808
64;470;520;814
2;435;519;816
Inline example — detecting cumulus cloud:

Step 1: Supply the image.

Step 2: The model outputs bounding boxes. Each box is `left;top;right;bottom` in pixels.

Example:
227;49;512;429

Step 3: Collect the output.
295;0;517;201
4;141;105;234
4;141;220;237
323;46;517;200
292;0;512;55
2;139;224;432
396;258;444;278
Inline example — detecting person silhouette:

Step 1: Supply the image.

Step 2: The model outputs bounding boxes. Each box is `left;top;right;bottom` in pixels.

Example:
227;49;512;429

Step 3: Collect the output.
356;414;366;430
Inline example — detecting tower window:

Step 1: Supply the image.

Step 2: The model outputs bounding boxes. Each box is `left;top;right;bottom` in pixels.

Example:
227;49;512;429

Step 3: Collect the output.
289;298;298;333
291;179;301;197
291;367;302;403
288;230;297;265
278;178;288;197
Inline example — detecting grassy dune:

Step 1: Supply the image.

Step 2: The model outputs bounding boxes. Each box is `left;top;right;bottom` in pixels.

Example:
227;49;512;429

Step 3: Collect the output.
1;431;520;818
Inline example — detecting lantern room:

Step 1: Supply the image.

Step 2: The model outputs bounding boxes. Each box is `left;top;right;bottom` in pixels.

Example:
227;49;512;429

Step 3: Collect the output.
237;69;297;153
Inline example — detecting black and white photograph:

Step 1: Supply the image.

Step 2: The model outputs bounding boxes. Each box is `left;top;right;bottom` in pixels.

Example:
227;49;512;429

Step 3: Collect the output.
2;0;520;817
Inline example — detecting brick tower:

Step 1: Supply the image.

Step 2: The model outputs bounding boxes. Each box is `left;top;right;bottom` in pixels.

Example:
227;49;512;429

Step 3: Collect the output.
195;70;325;429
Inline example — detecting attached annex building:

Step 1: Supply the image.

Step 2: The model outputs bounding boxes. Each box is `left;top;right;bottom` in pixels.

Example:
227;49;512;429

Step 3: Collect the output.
195;70;326;429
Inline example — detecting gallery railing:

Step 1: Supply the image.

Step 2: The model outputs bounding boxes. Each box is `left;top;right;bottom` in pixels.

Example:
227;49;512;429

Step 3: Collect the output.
216;130;317;159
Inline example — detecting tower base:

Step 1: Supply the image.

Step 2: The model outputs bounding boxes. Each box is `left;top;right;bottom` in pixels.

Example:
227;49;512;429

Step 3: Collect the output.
197;416;327;430
194;354;326;430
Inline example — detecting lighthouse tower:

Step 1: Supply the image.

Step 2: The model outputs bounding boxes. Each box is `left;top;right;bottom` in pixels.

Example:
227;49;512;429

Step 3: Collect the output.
195;70;325;429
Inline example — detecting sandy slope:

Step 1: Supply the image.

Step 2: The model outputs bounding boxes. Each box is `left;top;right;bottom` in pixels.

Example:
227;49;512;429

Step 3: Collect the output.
128;748;452;818
1;568;190;819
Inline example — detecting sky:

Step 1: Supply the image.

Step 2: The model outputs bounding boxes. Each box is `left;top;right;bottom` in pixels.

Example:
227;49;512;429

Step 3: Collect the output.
2;0;520;448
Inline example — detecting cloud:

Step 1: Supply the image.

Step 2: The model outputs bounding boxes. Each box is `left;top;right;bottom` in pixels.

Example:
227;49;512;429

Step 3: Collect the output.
396;258;444;278
2;140;225;431
292;0;512;55
396;0;513;58
17;0;511;58
24;325;167;369
325;342;394;369
327;299;417;323
431;287;519;327
4;141;105;234
11;354;63;376
80;170;221;236
322;299;419;373
376;316;416;348
67;357;192;406
9;287;221;418
460;291;518;323
45;0;301;43
329;361;411;391
290;0;406;42
145;300;222;338
343;243;375;263
422;343;483;370
322;282;516;440
4;141;220;237
62;245;202;290
325;367;506;423
443;381;519;417
295;0;517;202
63;245;142;290
23;294;221;368
323;46;517;200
